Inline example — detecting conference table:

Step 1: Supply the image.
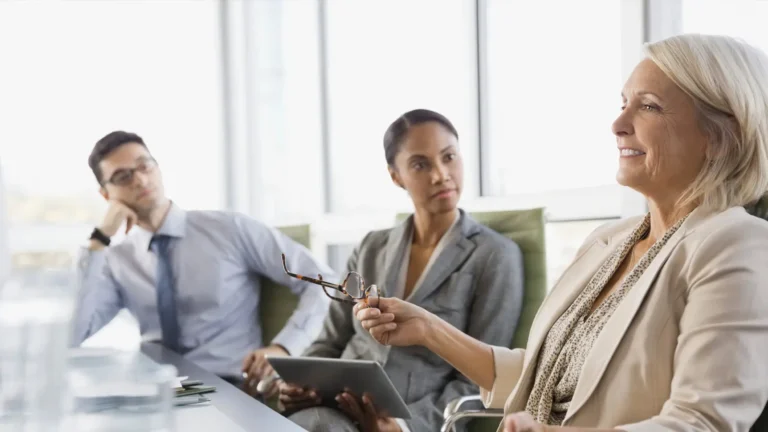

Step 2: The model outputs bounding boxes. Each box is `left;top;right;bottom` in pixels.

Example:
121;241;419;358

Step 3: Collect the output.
141;343;305;432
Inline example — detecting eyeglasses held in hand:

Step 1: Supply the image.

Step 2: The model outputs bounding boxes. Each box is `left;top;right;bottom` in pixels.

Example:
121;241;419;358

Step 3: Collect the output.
281;254;379;308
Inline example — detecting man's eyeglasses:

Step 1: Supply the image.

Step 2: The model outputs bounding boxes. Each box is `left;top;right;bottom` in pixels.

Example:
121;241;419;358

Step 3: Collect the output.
103;157;158;186
281;254;379;307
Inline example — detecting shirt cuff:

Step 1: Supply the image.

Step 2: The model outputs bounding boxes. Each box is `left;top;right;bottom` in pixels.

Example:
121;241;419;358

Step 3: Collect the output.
77;247;106;275
72;248;109;345
271;322;314;357
395;418;410;432
480;346;525;409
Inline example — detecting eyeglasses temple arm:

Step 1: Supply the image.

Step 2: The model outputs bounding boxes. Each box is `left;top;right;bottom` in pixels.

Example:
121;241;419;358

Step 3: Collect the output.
282;254;346;292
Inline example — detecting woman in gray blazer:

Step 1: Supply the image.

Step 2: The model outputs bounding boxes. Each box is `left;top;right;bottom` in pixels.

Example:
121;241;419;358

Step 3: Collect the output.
279;109;525;432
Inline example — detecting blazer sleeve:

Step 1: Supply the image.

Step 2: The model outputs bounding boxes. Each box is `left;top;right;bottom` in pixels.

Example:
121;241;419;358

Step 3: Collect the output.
480;346;526;409
405;240;526;430
302;233;369;358
619;219;768;432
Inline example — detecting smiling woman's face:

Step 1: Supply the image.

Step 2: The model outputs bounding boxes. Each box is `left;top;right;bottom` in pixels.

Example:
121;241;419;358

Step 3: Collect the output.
613;58;709;203
389;122;463;216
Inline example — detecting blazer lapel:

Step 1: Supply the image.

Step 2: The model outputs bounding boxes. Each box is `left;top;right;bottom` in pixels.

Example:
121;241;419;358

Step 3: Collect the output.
381;217;412;299
407;238;476;305
564;208;708;422
375;219;414;365
523;239;614;366
407;213;479;306
507;237;616;412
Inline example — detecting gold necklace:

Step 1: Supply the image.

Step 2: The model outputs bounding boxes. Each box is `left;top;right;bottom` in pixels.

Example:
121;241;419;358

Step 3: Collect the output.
627;246;638;269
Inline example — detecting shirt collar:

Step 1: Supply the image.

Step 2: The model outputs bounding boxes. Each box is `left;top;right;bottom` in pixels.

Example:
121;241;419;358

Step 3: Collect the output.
138;203;187;251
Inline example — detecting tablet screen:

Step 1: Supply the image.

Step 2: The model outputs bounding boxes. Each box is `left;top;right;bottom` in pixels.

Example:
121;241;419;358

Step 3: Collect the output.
267;357;411;419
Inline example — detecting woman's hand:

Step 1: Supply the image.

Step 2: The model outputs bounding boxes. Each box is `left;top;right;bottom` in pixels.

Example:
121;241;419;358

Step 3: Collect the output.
336;390;402;432
353;297;434;347
277;381;322;413
503;412;548;432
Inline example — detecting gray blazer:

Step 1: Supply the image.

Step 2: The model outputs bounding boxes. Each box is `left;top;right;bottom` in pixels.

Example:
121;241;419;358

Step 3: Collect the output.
303;210;525;431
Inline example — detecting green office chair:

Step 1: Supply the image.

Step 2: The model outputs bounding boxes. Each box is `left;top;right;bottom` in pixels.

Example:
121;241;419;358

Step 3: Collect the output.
259;224;310;345
744;193;768;432
744;193;768;221
258;224;309;411
397;208;548;432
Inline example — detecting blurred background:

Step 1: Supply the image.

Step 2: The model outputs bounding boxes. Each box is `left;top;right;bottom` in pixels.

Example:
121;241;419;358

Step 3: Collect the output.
2;0;766;346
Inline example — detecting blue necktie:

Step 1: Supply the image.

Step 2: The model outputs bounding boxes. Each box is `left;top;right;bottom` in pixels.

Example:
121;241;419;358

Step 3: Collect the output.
150;235;181;352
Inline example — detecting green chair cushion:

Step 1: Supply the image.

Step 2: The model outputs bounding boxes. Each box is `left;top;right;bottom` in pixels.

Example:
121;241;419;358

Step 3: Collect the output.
259;225;309;346
467;209;547;348
745;193;768;221
258;224;310;411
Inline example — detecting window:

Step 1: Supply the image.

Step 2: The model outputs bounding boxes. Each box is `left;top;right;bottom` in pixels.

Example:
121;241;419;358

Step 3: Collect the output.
682;0;768;52
323;0;479;213
242;0;325;225
483;0;622;196
327;244;357;275
0;0;224;268
545;219;612;288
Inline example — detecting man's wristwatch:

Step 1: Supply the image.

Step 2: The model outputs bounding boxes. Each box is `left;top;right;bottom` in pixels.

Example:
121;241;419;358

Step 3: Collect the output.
89;227;111;247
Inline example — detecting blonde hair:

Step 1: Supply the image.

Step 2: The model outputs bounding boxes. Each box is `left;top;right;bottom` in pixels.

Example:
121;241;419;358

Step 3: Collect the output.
644;34;768;213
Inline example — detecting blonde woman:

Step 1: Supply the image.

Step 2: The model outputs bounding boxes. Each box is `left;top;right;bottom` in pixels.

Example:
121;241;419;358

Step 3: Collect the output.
355;34;768;432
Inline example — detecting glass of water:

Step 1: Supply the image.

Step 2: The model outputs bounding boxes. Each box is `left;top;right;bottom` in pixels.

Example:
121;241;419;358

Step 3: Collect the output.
65;348;177;432
0;268;78;432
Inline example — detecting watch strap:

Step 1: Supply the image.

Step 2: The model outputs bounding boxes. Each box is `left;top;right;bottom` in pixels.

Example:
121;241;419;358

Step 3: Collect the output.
90;227;111;246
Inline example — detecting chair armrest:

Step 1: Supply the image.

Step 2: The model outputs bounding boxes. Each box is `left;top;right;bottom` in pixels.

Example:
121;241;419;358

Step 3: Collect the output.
443;394;483;419
441;409;505;432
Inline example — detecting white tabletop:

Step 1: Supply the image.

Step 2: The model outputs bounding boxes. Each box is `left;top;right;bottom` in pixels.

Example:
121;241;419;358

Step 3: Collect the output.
141;343;305;432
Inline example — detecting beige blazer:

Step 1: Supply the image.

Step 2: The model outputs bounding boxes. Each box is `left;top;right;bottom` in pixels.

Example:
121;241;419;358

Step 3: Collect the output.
482;206;768;431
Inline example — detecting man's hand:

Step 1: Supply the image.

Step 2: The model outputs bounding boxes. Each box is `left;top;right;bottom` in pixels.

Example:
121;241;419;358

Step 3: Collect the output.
241;345;288;397
336;390;401;432
91;201;139;250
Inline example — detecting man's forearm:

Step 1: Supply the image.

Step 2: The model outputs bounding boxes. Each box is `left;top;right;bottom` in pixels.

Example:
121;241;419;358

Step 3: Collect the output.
88;239;106;251
72;248;121;344
424;316;496;391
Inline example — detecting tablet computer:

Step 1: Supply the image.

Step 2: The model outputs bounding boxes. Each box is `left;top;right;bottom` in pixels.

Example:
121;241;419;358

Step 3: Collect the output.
267;356;411;419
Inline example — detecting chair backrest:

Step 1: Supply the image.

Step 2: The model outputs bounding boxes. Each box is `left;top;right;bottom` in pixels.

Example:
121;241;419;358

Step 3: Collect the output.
745;193;768;221
751;404;768;432
395;209;547;348
744;195;768;432
467;209;547;348
259;224;309;345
